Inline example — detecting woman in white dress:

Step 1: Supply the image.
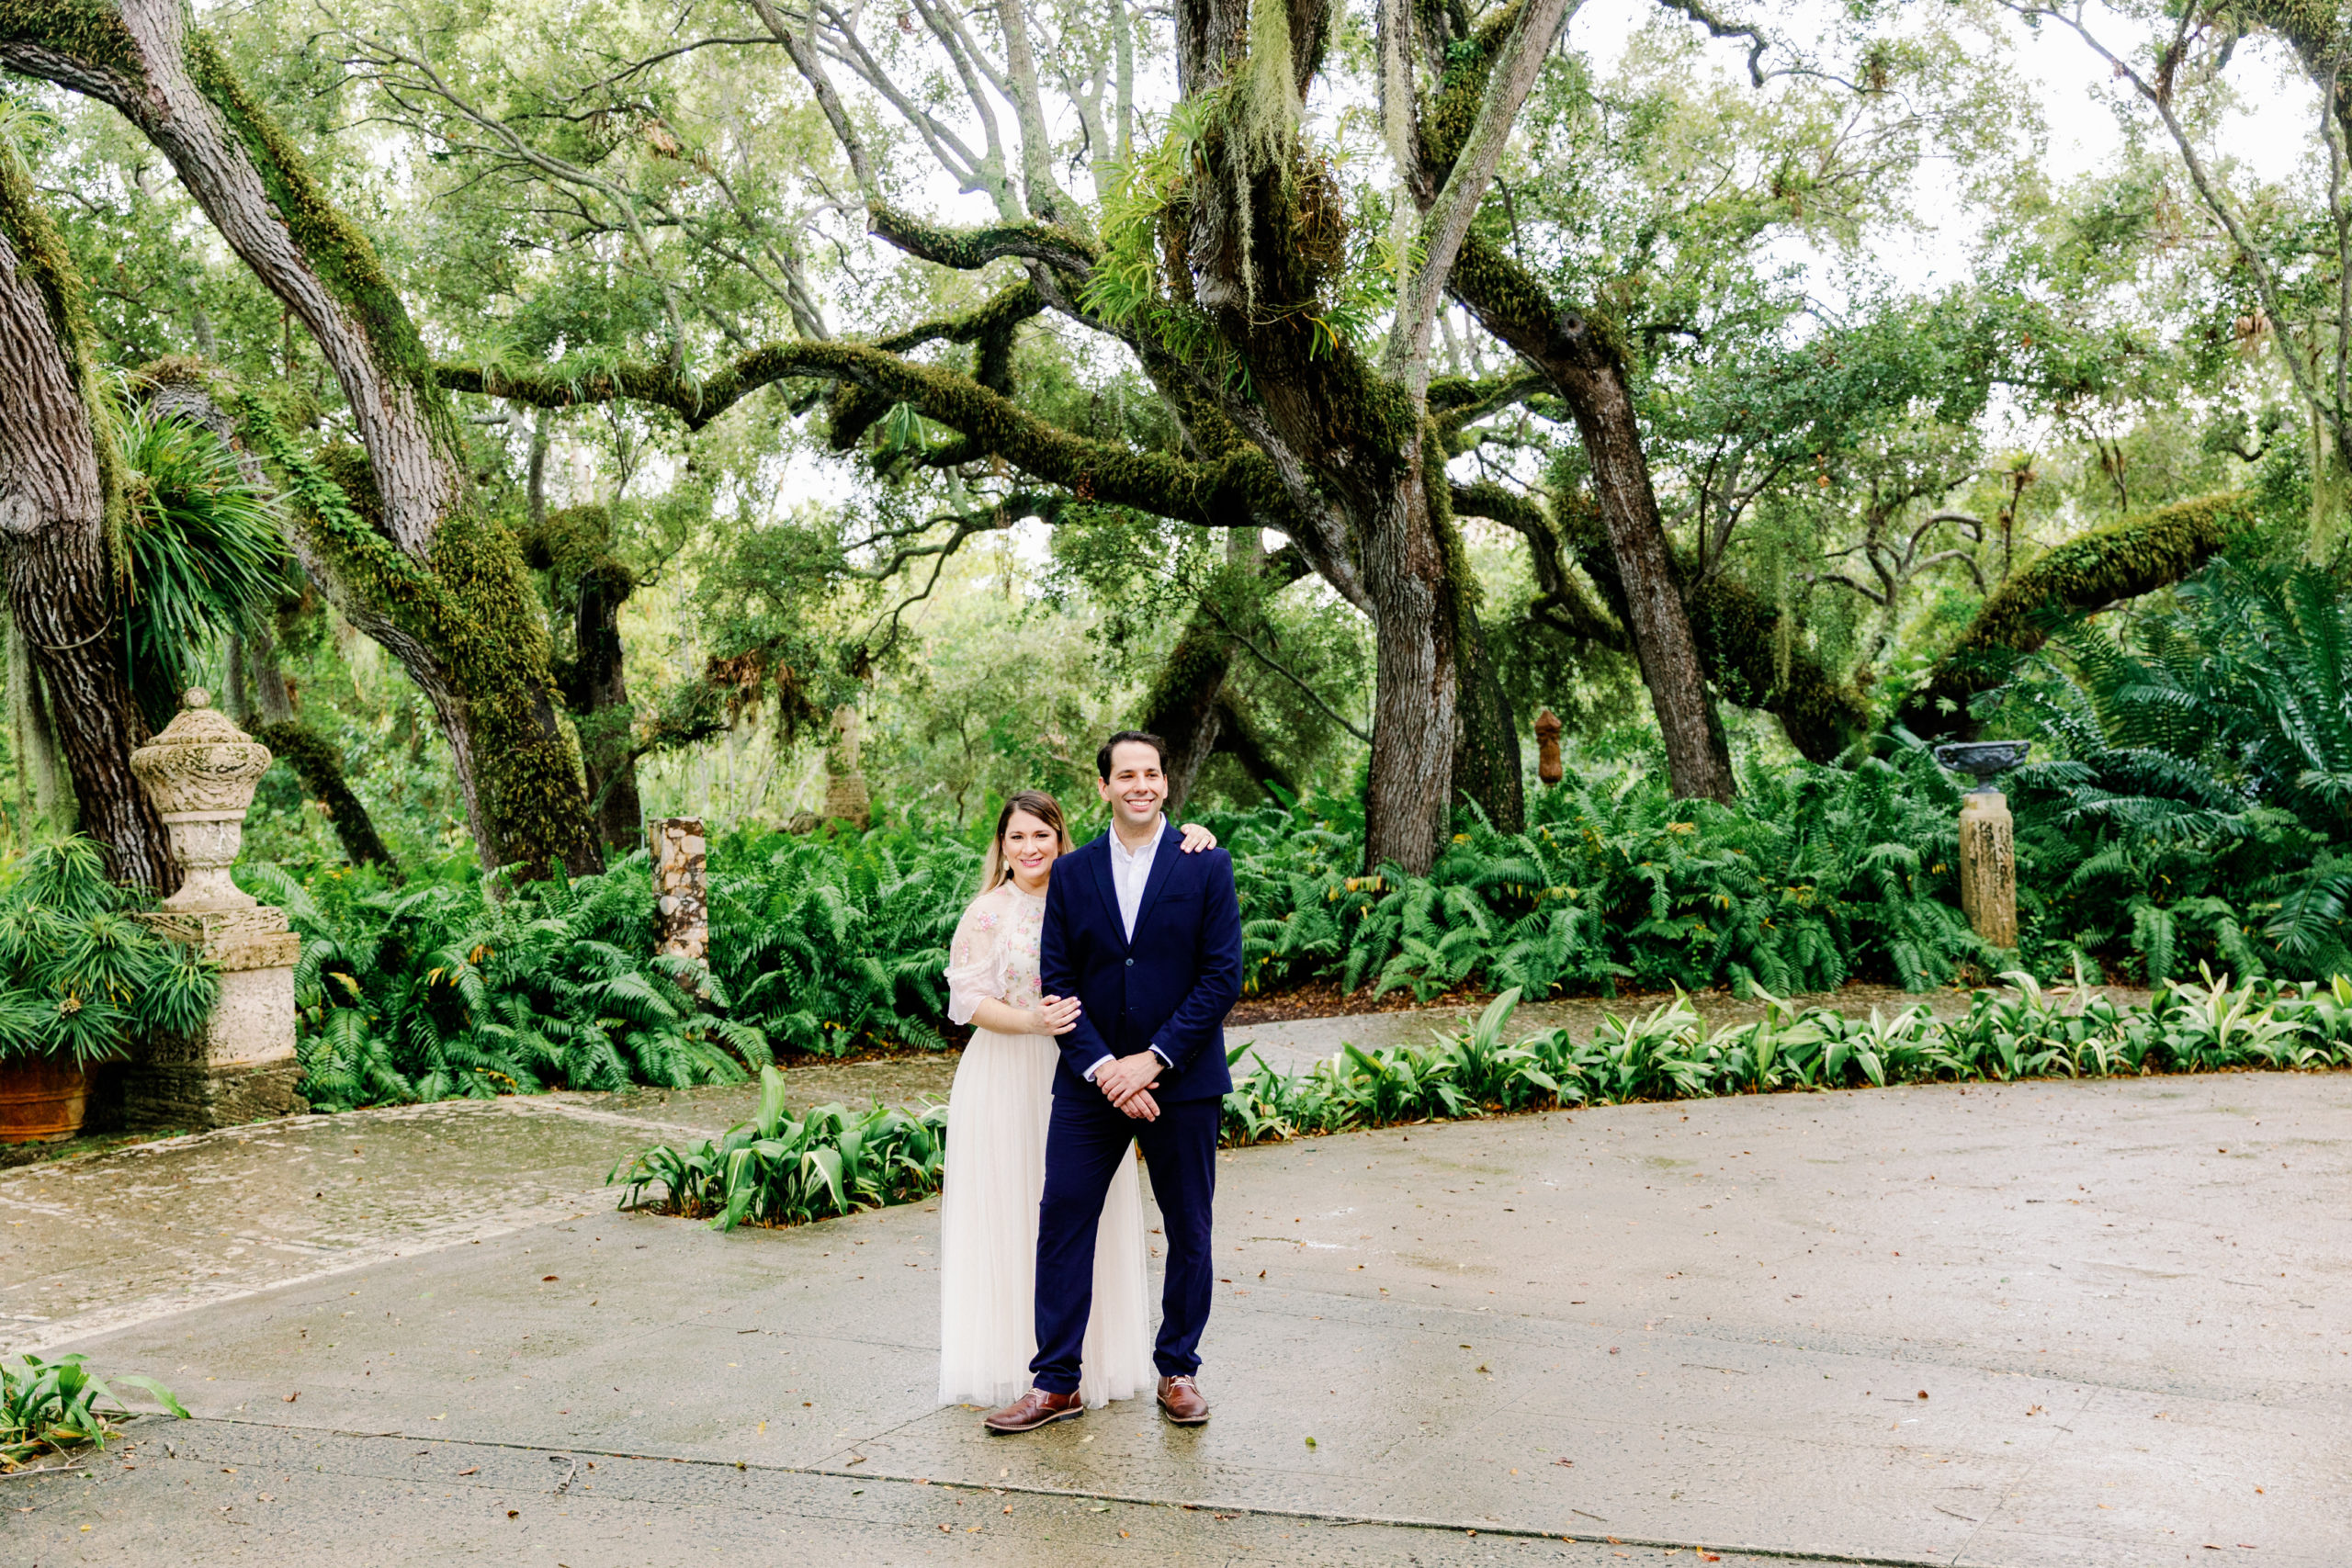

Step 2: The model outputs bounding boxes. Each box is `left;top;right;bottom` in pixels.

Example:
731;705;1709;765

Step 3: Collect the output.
937;789;1217;1410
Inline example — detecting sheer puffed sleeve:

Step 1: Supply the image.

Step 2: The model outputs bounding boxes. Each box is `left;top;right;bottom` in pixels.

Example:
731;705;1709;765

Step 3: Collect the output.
944;891;1006;1027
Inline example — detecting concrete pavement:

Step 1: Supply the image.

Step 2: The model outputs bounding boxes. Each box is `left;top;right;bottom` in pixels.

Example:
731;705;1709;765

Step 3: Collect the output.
2;1031;2345;1565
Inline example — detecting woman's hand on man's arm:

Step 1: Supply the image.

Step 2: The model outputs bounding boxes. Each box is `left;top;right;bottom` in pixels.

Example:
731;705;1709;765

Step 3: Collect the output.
968;995;1082;1037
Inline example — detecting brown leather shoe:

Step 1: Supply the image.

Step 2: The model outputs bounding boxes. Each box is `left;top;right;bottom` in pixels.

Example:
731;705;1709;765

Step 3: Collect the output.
1156;1374;1210;1425
981;1387;1083;1433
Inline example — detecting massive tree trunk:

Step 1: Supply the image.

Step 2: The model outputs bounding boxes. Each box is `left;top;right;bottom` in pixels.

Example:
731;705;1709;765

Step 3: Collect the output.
568;558;642;852
518;503;642;854
1357;439;1462;868
0;0;600;878
1152;0;1513;868
0;137;175;890
1448;234;1735;803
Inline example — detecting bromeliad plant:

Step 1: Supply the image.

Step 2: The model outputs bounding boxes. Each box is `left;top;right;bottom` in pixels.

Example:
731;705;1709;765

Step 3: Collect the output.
610;1065;947;1230
0;1353;187;1471
0;838;215;1068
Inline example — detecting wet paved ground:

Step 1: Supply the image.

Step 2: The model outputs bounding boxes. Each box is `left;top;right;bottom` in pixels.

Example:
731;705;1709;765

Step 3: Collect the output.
4;996;2339;1566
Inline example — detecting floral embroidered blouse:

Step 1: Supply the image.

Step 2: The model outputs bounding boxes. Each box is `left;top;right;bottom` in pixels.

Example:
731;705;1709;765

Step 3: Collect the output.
944;879;1047;1026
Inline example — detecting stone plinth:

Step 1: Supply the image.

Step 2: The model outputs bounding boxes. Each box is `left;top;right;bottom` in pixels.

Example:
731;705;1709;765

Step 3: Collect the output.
822;704;872;829
651;818;708;965
1956;789;2018;949
126;691;305;1129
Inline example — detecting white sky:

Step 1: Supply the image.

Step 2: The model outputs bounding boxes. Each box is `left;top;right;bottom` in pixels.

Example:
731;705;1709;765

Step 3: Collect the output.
1567;0;2318;289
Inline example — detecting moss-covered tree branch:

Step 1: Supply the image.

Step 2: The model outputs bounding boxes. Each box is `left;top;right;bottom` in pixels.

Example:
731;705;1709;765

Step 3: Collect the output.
865;202;1097;276
441;339;1292;528
1;0;602;879
252;720;400;874
1899;492;2254;739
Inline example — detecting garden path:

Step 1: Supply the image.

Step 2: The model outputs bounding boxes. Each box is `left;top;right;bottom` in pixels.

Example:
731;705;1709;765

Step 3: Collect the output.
4;999;2342;1567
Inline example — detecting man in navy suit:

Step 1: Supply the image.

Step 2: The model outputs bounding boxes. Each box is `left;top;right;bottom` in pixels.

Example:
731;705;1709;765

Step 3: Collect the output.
981;731;1242;1432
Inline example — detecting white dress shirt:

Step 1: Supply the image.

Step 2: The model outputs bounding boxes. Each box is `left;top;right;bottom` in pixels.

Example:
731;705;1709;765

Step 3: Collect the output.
1108;814;1163;941
1087;817;1173;1084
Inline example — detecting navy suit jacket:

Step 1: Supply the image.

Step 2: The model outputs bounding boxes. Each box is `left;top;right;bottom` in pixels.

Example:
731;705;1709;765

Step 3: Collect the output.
1038;823;1242;1104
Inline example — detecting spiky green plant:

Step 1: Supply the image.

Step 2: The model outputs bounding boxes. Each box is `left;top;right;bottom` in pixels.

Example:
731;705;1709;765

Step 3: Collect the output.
0;837;215;1067
610;1064;948;1230
114;400;292;726
1;1353;187;1470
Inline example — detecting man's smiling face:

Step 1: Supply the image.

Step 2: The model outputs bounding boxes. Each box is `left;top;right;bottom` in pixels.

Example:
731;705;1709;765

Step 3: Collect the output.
1097;740;1168;833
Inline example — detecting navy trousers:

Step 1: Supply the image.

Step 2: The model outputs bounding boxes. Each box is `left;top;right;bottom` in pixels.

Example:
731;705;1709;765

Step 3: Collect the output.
1029;1091;1219;1394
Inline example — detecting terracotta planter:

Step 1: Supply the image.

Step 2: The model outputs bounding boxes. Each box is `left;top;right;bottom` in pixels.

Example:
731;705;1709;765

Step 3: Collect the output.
0;1055;89;1144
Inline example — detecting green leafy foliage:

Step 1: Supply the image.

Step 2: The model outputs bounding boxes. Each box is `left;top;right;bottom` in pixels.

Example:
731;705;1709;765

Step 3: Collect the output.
1211;749;1991;1004
0;838;215;1066
1220;971;2352;1144
116;400;292;728
612;972;2352;1232
708;828;976;1056
1996;558;2352;984
1;1353;187;1471
247;854;766;1110
610;1064;946;1230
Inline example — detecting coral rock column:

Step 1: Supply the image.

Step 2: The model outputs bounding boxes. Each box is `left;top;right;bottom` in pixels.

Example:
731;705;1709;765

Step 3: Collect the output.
1956;789;2018;949
651;818;708;965
821;704;872;830
126;690;304;1128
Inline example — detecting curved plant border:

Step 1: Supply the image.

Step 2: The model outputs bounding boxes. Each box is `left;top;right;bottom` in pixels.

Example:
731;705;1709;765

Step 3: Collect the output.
614;969;2352;1232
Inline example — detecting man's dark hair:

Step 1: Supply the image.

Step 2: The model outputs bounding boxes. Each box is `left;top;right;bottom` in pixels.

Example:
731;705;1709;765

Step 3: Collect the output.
1097;729;1169;780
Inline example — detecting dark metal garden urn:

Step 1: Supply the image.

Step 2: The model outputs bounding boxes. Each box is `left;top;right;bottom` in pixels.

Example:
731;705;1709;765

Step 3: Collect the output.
1933;741;2029;949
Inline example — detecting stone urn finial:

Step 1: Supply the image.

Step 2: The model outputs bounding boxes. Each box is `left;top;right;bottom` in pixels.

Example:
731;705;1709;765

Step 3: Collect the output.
130;688;273;912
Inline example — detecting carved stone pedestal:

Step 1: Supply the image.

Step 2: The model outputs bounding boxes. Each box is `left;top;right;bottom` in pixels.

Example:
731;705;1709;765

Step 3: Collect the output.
124;908;305;1129
126;691;306;1130
651;818;709;966
1957;789;2018;950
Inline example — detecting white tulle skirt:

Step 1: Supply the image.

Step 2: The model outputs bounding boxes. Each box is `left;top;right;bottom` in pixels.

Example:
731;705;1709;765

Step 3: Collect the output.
937;1028;1154;1409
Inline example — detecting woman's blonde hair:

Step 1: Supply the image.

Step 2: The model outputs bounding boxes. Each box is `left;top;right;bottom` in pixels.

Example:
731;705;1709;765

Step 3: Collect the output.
978;790;1074;895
